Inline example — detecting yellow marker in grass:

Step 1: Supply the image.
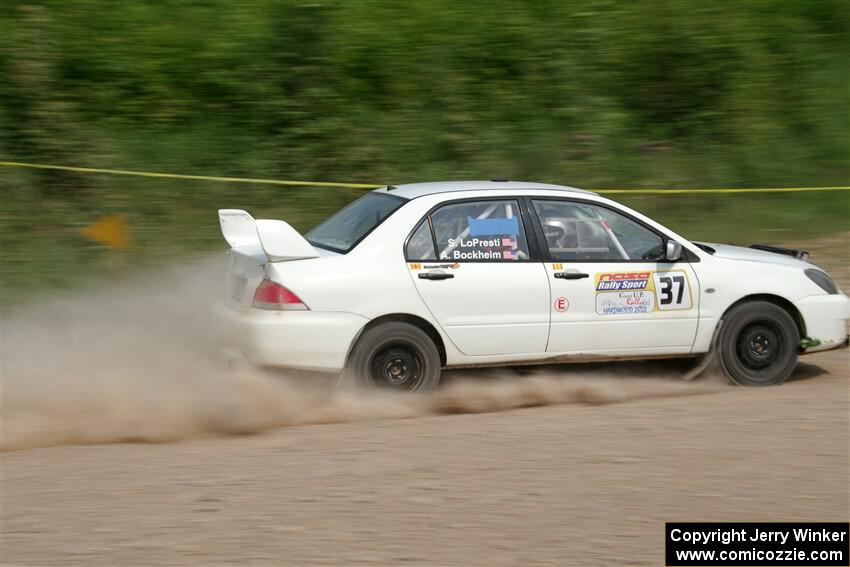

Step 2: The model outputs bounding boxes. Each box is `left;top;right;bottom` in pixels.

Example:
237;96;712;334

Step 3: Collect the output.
81;214;131;248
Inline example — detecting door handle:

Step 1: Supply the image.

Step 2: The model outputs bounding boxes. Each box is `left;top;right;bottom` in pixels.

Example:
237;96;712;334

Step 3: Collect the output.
418;271;455;281
554;271;589;280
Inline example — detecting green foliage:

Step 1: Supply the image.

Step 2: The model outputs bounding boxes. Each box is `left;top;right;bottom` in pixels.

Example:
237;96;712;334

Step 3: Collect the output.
0;0;848;304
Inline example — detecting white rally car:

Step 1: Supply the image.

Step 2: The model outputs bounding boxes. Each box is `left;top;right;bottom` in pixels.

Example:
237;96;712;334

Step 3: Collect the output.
216;181;848;390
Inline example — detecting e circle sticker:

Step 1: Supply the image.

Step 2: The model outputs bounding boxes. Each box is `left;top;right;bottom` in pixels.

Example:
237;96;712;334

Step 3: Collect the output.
554;297;569;312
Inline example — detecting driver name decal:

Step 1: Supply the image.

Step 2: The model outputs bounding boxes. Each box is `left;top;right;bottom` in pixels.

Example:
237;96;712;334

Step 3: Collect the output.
444;236;519;261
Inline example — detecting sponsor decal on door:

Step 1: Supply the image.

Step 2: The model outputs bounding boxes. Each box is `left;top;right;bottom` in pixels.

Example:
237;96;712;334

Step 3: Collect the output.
595;290;656;315
595;271;651;291
594;270;692;315
411;262;461;271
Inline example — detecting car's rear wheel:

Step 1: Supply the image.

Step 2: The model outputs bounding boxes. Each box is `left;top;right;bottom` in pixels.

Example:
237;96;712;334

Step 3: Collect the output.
343;322;441;392
717;301;799;386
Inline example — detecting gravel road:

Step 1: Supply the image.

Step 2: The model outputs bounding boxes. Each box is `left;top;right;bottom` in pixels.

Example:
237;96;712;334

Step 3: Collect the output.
2;235;847;566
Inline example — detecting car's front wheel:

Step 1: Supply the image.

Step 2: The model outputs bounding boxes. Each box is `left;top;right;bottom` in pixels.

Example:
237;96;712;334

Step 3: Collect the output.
343;321;441;392
717;300;799;386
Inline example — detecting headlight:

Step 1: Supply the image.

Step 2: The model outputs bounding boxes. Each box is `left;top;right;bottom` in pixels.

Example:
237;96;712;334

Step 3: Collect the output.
805;269;839;294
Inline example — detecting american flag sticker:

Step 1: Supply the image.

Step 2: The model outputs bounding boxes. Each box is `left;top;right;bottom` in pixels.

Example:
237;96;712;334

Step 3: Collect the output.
502;250;518;260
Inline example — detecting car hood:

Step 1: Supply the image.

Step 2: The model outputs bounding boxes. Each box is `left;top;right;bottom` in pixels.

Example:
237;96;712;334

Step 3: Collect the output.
693;242;813;269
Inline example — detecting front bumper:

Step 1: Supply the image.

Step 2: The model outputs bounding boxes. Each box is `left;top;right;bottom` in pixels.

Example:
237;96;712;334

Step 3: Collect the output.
212;303;368;372
796;293;850;354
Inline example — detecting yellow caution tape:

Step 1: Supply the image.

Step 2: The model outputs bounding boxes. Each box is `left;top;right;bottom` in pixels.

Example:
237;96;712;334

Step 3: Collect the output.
1;160;848;194
0;161;381;189
596;186;850;194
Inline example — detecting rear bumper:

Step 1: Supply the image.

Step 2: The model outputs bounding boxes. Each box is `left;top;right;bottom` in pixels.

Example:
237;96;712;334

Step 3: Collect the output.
797;293;850;354
213;303;368;372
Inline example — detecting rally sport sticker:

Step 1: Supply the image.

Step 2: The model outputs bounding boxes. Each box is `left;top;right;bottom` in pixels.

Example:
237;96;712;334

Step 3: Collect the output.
594;271;692;315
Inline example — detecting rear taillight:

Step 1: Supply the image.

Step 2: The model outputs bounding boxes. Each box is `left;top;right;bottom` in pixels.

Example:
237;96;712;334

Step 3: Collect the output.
253;279;309;310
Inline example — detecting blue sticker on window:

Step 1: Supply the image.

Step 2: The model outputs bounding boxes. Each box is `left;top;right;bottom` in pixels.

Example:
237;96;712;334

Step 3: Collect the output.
467;216;519;236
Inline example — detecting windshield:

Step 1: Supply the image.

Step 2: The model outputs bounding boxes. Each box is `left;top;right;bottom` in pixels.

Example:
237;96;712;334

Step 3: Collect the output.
306;192;406;253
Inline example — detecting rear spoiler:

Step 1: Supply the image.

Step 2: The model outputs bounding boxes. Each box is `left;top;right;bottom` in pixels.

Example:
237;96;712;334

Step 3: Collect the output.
218;209;319;261
749;244;809;261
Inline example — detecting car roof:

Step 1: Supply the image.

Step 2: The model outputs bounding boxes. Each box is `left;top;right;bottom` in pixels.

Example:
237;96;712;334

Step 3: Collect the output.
372;180;596;200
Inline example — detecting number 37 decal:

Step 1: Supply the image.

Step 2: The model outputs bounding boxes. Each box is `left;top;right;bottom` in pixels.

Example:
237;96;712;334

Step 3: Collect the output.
652;271;692;310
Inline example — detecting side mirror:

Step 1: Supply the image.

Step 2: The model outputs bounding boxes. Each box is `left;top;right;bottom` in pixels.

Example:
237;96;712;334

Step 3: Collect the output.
665;240;683;262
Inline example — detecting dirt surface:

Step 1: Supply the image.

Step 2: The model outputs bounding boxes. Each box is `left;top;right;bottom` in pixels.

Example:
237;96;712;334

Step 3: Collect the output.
2;234;848;566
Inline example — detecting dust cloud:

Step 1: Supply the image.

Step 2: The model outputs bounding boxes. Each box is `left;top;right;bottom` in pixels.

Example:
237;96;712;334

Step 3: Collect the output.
1;257;724;452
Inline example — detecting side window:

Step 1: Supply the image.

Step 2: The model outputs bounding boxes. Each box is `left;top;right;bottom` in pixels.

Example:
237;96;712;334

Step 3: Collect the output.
430;200;529;261
406;220;437;260
532;200;664;261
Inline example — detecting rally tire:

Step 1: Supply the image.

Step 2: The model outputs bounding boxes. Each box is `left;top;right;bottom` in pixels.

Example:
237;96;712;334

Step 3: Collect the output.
717;301;799;386
343;322;441;392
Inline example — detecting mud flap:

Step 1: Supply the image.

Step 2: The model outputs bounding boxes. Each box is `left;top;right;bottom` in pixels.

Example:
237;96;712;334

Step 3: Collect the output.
682;320;723;381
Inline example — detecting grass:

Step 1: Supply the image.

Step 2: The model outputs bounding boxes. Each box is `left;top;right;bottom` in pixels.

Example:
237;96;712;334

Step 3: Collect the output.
2;0;848;307
2;173;847;310
614;191;850;244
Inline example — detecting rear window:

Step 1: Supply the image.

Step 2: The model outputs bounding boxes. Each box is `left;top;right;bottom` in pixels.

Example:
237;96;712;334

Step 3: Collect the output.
306;193;405;253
